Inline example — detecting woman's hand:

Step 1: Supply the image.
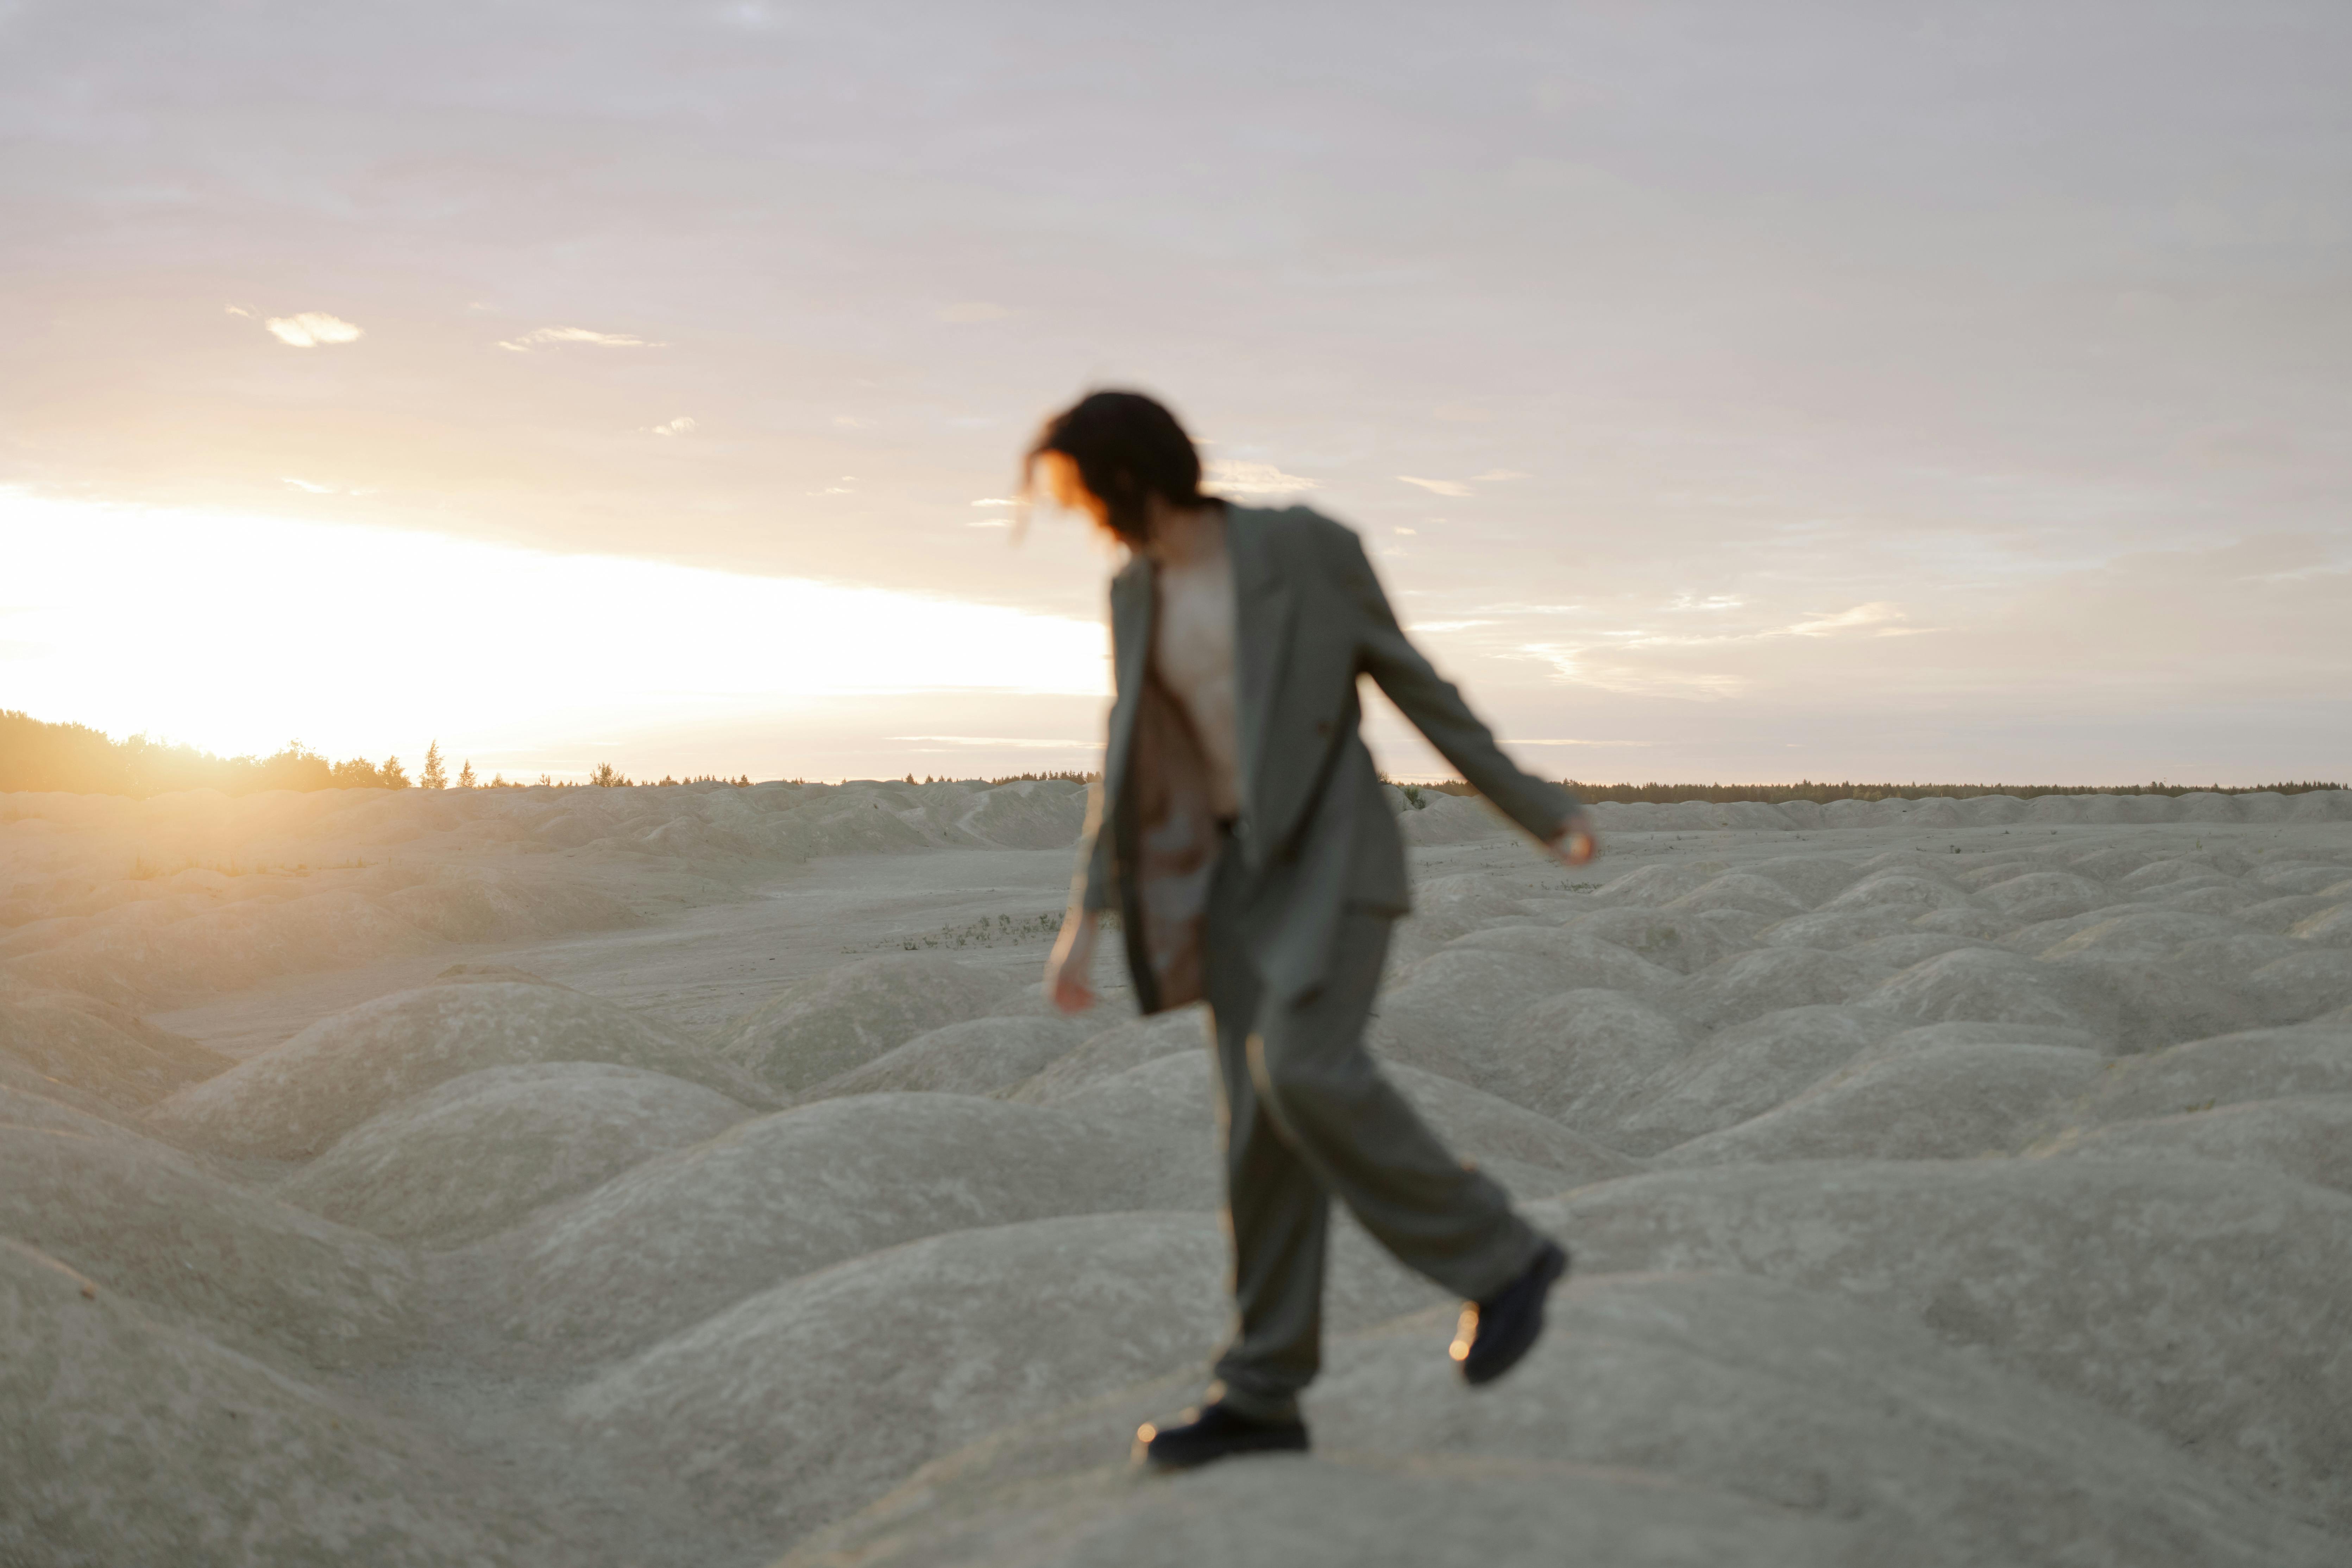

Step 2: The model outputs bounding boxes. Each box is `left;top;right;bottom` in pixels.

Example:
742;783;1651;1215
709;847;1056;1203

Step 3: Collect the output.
1546;809;1600;869
1044;909;1100;1014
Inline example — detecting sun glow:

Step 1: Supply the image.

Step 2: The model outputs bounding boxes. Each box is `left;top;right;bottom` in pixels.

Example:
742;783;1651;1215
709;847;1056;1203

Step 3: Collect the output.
0;492;1108;762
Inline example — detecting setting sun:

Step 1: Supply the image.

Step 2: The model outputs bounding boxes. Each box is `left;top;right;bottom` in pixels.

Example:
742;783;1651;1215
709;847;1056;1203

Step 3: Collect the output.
2;490;1107;770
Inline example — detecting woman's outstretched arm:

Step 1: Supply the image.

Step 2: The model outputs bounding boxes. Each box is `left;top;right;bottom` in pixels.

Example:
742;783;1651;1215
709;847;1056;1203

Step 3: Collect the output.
1330;525;1597;864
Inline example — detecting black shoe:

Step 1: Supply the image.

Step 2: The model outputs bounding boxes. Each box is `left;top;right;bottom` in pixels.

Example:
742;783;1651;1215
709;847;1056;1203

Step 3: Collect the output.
1451;1240;1569;1387
1133;1401;1309;1472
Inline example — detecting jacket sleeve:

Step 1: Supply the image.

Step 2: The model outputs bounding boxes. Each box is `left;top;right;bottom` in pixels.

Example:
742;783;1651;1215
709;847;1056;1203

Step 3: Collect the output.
1070;781;1115;913
1330;522;1581;840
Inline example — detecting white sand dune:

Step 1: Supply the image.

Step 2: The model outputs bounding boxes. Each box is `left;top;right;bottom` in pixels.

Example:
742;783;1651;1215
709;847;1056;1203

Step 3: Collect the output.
0;1240;560;1568
145;976;772;1159
788;1272;2340;1568
275;1061;754;1246
1;779;2348;1564
712;953;1017;1094
470;1093;1165;1361
1650;1040;2107;1165
0;1124;419;1369
1542;1158;2352;1524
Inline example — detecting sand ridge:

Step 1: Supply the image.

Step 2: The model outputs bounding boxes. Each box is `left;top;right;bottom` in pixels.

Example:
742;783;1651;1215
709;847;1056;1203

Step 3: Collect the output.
3;778;2350;1564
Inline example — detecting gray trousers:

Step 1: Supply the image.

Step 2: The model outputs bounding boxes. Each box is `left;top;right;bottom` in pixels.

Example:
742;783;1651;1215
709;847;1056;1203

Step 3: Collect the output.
1201;842;1542;1420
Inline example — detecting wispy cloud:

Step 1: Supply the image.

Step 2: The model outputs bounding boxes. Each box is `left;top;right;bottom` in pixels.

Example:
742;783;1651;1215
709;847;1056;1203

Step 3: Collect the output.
937;302;1009;322
1397;475;1472;497
497;326;662;352
1784;601;1917;637
1405;619;1498;633
264;312;363;347
646;416;697;436
1206;459;1319;497
282;477;335;493
1521;643;1751;700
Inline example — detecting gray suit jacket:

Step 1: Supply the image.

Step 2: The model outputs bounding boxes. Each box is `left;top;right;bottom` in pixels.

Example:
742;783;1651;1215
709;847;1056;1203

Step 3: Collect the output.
1073;504;1579;1013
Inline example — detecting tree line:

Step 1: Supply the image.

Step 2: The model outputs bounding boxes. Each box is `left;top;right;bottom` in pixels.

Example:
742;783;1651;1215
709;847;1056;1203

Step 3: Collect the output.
0;711;549;798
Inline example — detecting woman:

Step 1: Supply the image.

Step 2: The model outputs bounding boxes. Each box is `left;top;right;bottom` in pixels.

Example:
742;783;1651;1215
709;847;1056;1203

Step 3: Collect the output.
1034;390;1598;1471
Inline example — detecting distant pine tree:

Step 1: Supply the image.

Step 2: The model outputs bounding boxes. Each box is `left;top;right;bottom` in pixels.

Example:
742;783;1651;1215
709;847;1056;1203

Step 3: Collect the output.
457;759;477;788
421;741;447;790
381;755;411;789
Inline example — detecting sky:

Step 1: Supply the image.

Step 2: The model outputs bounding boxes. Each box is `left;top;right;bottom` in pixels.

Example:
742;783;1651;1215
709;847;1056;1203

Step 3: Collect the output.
3;0;2347;786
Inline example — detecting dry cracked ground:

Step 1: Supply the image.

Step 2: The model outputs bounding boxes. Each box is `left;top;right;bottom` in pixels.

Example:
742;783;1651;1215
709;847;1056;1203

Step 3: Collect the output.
4;776;2351;1567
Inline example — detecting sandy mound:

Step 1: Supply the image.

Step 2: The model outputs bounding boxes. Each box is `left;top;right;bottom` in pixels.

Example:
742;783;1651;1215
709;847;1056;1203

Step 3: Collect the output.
1609;1005;1905;1153
1652;1042;2105;1165
1008;1009;1207;1102
381;871;640;943
476;1094;1153;1360
1483;988;1694;1126
145;979;769;1159
0;1240;555;1568
1757;903;1924;949
1439;925;1681;999
1386;871;1543;964
1973;869;2109;922
2065;1022;2352;1122
1564;904;1748;973
801;1015;1087;1101
1369;950;1593;1085
797;1268;2334;1568
1867;946;2112;1037
561;1213;1232;1542
711;954;1014;1094
1304;1271;2338;1568
2247;949;2352;1024
0;1083;150;1144
276;1063;752;1246
6;799;2348;1564
956;777;1090;849
1671;945;1878;1027
0;887;442;1009
0;1054;138;1127
1543;1157;2352;1523
788;1452;1853;1568
1663;869;1810;918
0;1125;417;1368
2034;1095;2352;1194
0;992;228;1110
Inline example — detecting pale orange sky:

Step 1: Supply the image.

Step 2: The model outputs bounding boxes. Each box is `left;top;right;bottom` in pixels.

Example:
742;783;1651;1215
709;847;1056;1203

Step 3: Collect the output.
4;2;2348;784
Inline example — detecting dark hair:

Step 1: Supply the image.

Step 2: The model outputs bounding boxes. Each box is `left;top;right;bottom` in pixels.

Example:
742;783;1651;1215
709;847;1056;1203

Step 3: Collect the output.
1024;390;1206;543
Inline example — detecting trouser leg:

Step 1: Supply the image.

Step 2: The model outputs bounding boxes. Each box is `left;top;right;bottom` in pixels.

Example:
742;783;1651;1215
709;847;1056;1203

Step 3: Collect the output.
1247;911;1541;1303
1203;903;1543;1417
1203;911;1328;1422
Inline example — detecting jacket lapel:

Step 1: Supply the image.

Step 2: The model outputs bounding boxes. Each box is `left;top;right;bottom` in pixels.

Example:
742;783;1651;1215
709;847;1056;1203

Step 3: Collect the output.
1227;508;1295;840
